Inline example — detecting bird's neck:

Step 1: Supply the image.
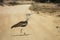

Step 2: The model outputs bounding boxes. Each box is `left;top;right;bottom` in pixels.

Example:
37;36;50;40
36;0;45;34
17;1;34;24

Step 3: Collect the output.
25;13;31;22
25;18;29;22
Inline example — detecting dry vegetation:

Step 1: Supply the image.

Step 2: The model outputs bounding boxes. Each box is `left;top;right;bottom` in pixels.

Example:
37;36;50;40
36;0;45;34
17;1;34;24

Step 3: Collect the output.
29;3;60;16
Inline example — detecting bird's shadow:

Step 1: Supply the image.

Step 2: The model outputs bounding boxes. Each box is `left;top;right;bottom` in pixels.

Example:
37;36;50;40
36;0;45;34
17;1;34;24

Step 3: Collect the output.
11;34;30;36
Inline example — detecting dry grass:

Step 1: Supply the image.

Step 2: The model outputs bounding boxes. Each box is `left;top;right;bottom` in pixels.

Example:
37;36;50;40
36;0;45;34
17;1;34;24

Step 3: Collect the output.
29;3;60;15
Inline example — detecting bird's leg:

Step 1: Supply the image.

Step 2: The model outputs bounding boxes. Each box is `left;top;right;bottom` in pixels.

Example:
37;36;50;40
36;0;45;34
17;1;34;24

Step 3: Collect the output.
20;28;26;35
22;29;26;35
20;28;23;33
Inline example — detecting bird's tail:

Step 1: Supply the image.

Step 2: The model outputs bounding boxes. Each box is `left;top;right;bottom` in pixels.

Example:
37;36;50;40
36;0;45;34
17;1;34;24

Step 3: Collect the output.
11;27;13;29
11;26;14;29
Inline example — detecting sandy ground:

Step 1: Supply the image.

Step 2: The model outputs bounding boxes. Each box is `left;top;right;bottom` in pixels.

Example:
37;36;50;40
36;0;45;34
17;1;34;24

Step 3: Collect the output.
0;4;60;40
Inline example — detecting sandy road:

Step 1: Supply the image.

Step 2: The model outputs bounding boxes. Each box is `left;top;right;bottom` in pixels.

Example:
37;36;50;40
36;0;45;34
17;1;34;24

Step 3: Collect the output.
0;4;60;40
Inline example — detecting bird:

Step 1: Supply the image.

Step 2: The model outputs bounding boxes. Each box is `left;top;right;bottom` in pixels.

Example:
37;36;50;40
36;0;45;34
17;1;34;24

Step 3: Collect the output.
11;18;28;34
11;14;31;35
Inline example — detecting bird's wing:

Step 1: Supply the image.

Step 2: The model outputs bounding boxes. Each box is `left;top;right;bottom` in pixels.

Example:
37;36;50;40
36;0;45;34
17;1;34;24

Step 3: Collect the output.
11;22;22;29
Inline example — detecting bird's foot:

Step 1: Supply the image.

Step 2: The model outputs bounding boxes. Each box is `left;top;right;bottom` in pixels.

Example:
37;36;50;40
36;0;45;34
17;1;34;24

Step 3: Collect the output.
11;33;30;36
19;32;30;36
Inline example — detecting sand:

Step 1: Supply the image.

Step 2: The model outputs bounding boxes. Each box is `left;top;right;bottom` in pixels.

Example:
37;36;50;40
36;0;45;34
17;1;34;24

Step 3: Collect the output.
0;4;60;40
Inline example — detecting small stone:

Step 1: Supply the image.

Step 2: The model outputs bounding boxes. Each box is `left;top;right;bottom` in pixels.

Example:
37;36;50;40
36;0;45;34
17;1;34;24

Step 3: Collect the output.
56;26;59;28
57;15;60;17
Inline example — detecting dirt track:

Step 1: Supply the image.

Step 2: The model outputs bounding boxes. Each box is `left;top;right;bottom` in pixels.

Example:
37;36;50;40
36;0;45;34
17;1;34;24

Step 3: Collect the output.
0;5;60;40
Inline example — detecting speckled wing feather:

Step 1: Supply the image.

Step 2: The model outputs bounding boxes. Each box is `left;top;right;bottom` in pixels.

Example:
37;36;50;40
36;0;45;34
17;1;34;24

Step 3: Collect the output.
11;22;23;29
